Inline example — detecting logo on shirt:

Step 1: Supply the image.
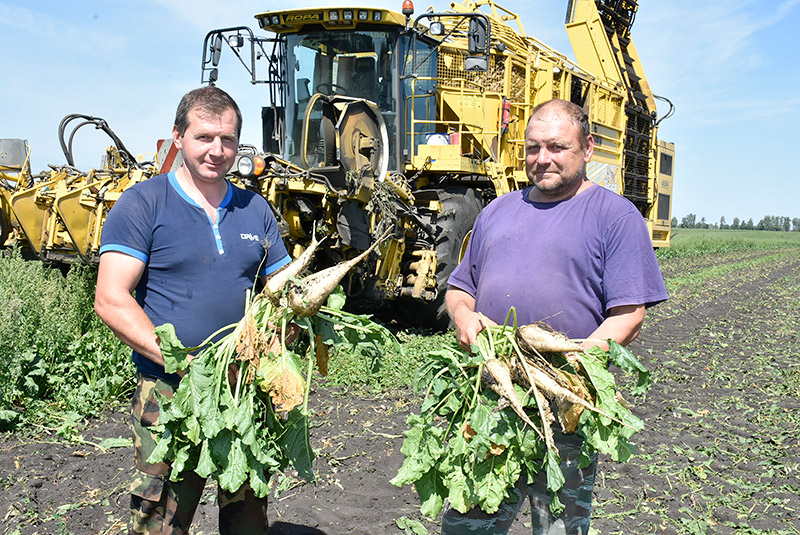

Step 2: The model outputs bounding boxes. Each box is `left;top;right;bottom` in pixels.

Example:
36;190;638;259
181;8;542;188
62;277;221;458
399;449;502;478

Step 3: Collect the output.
240;233;261;242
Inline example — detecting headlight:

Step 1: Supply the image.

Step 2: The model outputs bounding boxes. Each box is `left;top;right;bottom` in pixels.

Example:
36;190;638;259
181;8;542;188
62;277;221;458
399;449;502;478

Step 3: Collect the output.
236;155;267;177
237;155;255;176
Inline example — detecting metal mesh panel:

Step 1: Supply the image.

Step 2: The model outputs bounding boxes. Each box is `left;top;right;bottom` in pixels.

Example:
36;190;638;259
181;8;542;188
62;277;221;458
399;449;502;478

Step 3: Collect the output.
510;63;526;102
593;92;624;128
437;49;505;93
657;193;670;221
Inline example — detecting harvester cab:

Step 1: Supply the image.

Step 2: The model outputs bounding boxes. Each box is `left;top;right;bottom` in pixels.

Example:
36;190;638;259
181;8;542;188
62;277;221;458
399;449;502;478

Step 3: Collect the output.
198;2;507;325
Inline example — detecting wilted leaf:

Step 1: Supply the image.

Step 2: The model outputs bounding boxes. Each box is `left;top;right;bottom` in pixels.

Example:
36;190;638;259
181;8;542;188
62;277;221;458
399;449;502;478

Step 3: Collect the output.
396;516;429;535
315;334;329;376
96;437;132;450
259;352;306;413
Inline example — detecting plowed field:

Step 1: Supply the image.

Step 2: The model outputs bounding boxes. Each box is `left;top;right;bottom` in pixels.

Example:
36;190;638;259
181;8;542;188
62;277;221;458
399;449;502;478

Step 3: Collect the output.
2;247;798;535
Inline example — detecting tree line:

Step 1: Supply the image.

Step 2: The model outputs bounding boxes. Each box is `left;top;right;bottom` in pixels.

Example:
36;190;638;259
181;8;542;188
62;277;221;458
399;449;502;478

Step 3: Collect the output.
672;214;800;232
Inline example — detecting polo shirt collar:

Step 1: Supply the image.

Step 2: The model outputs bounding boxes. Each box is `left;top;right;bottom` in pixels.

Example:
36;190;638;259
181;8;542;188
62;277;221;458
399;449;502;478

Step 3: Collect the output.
167;171;233;210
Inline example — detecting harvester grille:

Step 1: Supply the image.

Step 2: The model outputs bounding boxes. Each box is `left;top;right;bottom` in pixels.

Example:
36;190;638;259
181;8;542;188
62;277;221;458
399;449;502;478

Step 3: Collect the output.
437;49;506;93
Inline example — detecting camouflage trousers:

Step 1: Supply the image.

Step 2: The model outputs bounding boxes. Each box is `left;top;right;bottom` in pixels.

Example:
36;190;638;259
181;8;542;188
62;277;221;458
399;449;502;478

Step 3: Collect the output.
441;431;596;535
129;374;269;535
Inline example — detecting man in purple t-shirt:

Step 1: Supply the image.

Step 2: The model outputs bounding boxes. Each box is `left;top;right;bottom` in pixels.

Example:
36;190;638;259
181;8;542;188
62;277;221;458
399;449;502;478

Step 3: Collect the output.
444;99;668;535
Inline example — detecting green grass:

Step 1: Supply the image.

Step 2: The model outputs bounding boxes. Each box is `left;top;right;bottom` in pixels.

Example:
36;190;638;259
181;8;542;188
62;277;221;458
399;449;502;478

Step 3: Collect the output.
323;328;454;392
660;228;800;259
662;251;789;294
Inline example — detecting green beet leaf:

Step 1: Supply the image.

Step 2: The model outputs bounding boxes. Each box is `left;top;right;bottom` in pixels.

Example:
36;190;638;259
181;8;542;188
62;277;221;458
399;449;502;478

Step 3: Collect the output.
439;451;472;515
151;281;398;501
394;316;651;523
218;440;248;493
604;341;652;396
472;451;521;514
154;323;204;374
249;465;271;499
277;408;314;482
195;440;216;478
391;414;445;487
415;468;447;519
169;440;195;481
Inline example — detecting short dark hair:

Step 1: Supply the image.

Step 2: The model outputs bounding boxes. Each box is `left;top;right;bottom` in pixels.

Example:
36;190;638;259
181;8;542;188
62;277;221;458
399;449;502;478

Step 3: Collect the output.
528;99;591;149
174;86;243;138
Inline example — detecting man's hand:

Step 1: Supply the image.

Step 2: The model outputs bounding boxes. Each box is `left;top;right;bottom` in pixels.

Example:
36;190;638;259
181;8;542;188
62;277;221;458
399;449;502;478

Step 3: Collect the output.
454;310;497;352
445;287;497;352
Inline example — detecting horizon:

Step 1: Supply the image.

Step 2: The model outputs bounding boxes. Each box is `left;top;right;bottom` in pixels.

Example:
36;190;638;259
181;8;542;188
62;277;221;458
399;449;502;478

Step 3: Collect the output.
2;0;799;223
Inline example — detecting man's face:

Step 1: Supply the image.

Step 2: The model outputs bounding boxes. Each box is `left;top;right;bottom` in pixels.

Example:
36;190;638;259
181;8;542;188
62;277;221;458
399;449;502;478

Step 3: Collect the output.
173;107;239;185
525;111;593;199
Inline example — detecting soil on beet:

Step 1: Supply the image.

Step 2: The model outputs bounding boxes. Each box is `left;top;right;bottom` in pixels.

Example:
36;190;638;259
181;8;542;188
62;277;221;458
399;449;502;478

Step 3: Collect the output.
1;249;798;535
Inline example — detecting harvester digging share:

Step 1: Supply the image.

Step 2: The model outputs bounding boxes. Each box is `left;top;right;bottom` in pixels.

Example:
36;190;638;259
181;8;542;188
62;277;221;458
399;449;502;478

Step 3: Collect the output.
391;310;652;518
145;232;400;497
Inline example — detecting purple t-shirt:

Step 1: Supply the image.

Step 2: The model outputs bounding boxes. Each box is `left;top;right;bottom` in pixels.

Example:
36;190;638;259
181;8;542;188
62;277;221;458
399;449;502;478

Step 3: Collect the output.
447;184;668;340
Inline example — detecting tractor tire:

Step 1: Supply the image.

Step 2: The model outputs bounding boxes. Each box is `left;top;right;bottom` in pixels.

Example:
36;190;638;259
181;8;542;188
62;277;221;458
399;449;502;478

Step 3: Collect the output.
401;186;484;331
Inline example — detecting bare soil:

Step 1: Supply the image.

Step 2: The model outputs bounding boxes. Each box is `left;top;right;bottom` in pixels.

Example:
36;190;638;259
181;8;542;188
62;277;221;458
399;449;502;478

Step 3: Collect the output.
2;249;799;535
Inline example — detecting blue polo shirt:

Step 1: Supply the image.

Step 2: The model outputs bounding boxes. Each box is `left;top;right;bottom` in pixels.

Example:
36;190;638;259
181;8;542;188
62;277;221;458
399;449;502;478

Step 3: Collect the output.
100;172;291;383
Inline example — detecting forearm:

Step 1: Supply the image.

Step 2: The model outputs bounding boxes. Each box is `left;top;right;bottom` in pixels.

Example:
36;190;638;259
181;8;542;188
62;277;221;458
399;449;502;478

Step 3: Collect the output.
95;291;164;366
94;252;163;367
584;304;645;349
446;288;475;322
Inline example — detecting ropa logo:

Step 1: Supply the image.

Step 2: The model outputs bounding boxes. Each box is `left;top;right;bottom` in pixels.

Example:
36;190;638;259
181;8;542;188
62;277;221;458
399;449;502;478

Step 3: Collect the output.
240;233;261;242
285;12;322;23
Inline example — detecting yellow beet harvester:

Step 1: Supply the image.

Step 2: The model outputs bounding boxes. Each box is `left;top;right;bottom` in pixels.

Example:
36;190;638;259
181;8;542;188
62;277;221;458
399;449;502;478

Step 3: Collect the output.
0;0;675;327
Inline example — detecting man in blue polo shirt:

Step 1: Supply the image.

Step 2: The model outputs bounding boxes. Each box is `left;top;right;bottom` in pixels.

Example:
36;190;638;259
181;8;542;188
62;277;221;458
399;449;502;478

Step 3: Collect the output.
95;86;291;535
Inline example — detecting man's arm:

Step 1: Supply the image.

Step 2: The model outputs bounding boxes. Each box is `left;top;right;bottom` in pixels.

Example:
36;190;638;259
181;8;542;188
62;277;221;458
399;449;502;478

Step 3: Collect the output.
94;251;164;366
583;303;646;350
445;287;496;351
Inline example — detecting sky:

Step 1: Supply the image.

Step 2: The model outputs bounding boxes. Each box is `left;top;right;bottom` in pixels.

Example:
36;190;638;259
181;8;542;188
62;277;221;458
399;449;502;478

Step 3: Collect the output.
2;0;799;225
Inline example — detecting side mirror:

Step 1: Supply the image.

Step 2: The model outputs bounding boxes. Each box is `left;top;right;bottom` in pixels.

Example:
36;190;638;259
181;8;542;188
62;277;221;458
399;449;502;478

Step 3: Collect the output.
210;34;223;67
467;17;488;55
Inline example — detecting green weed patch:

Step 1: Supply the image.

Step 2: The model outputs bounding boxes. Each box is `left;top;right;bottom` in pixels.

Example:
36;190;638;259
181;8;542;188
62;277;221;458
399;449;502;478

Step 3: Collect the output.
0;250;132;430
